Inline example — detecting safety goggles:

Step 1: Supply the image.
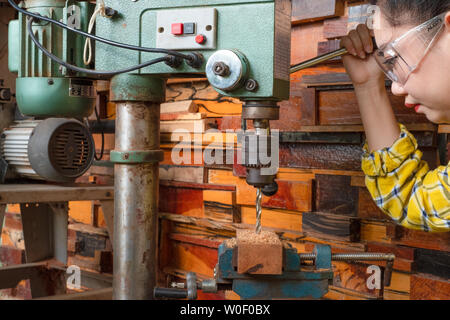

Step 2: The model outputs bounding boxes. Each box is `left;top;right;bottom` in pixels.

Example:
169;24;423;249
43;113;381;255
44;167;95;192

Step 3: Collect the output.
374;12;447;85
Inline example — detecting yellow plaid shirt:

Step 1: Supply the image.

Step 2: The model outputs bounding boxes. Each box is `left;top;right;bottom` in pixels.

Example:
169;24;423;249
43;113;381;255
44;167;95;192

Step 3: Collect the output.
362;124;450;233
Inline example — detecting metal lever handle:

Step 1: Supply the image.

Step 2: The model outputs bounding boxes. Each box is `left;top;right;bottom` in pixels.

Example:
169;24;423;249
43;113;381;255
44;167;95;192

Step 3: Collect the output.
153;287;188;299
290;48;348;74
154;272;198;300
290;38;378;74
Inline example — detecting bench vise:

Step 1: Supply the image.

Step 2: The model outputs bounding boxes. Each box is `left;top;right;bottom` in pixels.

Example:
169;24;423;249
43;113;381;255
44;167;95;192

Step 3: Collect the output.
154;234;395;300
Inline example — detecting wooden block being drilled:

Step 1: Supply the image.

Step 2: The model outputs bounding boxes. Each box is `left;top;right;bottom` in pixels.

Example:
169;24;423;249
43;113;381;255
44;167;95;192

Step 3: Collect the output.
236;229;283;275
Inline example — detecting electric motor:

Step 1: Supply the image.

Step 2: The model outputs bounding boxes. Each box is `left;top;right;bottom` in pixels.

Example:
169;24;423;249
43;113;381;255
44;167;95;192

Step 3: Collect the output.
1;118;94;182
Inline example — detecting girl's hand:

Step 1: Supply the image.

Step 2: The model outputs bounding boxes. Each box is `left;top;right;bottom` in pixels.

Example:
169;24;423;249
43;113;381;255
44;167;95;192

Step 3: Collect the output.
341;24;385;87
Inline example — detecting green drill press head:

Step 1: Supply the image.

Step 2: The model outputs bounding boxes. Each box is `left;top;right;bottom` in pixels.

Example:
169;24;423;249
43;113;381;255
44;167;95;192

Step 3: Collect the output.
95;0;292;101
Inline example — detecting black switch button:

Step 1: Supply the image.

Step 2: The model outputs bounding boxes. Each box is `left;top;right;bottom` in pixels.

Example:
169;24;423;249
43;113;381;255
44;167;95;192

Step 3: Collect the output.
184;23;196;34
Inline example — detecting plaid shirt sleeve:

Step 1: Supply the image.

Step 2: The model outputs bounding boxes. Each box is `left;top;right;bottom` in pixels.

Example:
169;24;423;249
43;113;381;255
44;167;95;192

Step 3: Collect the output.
361;124;450;233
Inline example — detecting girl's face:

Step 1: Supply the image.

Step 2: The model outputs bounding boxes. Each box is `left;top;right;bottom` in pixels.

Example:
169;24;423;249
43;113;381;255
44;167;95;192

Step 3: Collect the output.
374;12;450;124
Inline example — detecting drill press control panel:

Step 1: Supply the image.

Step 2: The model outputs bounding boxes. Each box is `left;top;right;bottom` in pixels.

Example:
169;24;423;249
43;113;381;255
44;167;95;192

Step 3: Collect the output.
155;8;218;50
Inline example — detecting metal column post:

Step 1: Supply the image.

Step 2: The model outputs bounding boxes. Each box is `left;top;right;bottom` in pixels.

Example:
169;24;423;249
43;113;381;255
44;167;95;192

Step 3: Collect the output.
110;75;165;300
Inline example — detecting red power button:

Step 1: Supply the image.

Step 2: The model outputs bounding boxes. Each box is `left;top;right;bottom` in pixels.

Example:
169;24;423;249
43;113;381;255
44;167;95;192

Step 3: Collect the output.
171;23;184;35
195;34;206;44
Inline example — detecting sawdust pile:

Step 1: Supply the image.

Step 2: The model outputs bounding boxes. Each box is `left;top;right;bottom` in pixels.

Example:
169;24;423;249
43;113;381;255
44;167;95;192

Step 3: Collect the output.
237;229;281;244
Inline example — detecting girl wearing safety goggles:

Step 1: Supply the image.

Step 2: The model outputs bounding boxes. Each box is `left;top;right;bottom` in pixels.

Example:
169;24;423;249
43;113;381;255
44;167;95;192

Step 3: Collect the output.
340;0;450;232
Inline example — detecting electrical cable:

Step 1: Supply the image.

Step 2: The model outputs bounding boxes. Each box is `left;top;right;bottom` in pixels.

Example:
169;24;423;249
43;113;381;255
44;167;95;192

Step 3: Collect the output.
84;0;109;66
8;0;193;62
93;106;104;161
27;17;170;76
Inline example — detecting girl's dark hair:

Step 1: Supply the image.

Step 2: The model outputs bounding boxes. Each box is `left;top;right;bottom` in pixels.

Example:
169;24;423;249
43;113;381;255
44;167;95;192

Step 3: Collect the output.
369;0;450;26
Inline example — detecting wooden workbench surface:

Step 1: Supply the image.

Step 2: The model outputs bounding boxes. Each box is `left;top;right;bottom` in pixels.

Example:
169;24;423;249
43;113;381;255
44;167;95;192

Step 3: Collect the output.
0;184;114;204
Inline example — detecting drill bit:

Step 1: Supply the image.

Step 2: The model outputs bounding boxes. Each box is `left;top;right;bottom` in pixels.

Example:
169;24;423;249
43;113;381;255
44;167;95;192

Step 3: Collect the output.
256;187;262;234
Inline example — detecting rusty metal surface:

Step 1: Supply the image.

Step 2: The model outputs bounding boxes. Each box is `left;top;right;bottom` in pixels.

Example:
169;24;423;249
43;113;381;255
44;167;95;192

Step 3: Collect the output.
113;100;162;300
0;259;66;298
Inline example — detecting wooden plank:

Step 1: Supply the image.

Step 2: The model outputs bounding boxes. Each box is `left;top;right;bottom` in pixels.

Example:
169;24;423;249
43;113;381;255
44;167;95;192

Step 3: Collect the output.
383;289;410;300
323;15;349;39
203;190;236;222
160;100;198;114
302;73;353;87
295;123;436;132
291;22;327;66
271;84;317;129
318;90;428;125
387;225;450;252
280;143;363;171
160;165;204;184
159;185;204;218
160;119;216;133
315;174;358;216
324;285;377;300
169;233;222;249
0;184;113;204
351;175;365;187
292;0;345;24
168;236;217;277
298;87;318;126
410;273;450;300
68;201;93;225
385;271;411;295
302;212;360;242
160;112;206;121
196;100;242;118
160;180;235;191
162;212;369;253
438;125;450;133
412;249;450;280
360;220;390;243
159;212;306;241
208;169;313;212
241;206;302;233
262;180;313;212
37;288;113;300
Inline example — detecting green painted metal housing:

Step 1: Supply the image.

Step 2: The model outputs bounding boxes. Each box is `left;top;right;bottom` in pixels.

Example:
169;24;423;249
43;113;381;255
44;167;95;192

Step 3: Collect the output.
9;0;96;117
95;0;291;101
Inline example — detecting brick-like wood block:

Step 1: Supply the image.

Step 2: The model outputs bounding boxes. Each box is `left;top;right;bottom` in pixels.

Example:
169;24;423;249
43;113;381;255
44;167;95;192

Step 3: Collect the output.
279;143;363;171
292;0;345;24
315;174;358;216
410;273;450;300
236;229;283;275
